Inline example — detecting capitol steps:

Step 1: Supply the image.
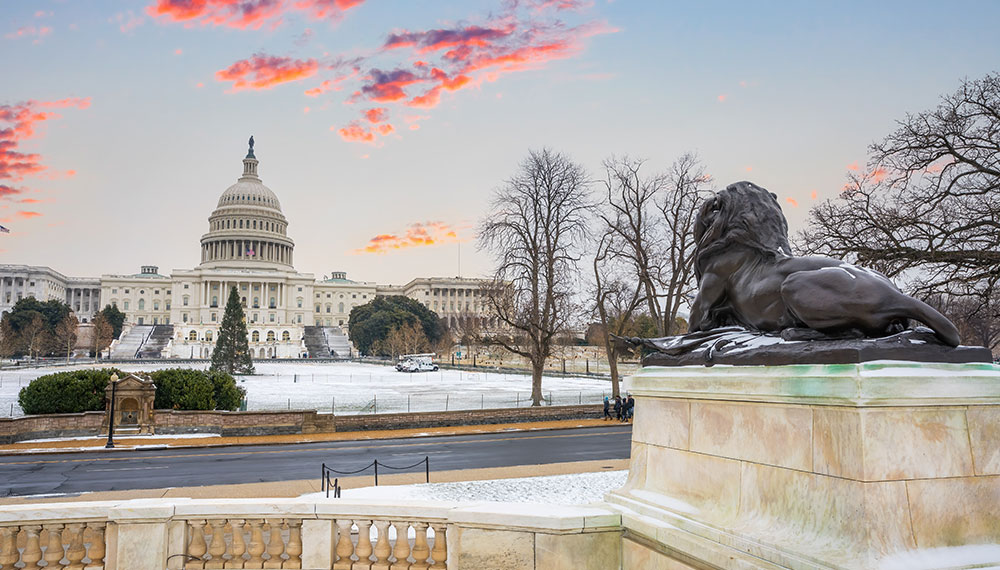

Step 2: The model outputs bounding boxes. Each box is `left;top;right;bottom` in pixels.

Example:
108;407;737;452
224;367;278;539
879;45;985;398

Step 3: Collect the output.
136;325;174;358
110;325;154;359
324;326;352;358
303;326;332;358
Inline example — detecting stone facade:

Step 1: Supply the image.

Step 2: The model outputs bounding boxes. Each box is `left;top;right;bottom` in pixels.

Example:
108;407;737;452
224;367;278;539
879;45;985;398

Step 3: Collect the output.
0;264;101;323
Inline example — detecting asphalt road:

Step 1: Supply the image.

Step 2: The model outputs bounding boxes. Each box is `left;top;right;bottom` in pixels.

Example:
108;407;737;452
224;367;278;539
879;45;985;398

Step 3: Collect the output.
0;425;632;498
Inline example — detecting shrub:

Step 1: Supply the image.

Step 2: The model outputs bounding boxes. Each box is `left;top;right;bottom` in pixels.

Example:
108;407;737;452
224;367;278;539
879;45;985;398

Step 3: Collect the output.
151;368;245;411
18;368;123;415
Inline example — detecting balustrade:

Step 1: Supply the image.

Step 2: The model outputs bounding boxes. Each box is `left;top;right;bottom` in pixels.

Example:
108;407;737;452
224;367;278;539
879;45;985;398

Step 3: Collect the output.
185;518;303;569
0;521;106;570
331;519;446;570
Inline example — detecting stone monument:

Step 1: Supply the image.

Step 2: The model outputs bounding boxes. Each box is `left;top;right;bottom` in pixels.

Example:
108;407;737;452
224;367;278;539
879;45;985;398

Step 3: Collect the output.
608;181;1000;569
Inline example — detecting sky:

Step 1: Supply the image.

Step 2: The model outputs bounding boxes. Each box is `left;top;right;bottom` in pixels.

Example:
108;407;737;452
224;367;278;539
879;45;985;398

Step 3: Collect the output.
1;0;999;285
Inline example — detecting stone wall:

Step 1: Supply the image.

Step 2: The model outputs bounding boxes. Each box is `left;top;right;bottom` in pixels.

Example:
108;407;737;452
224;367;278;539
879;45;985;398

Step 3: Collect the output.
0;411;106;444
0;405;602;443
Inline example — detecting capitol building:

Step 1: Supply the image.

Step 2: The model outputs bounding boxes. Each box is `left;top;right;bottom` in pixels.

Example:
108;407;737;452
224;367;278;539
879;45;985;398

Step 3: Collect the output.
0;141;489;359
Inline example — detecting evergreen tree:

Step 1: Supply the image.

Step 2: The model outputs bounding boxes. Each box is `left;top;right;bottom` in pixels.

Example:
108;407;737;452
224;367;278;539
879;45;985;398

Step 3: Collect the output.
211;286;255;374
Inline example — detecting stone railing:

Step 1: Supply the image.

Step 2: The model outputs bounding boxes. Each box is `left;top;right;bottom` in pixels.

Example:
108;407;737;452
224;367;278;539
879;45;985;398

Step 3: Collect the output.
1;498;621;570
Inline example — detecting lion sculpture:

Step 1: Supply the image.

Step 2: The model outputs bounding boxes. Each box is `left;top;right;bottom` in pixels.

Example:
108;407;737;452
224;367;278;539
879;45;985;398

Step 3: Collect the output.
687;181;961;347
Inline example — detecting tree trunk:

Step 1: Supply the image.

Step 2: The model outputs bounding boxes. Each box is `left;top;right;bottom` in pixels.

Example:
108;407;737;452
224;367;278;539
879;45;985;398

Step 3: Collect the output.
531;359;545;406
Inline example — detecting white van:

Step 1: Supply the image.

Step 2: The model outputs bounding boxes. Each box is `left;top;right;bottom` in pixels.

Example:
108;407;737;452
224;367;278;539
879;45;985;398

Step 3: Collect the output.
396;353;439;372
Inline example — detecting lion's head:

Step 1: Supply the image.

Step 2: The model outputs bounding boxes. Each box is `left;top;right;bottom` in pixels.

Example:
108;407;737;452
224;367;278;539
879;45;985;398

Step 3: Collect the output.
693;181;792;280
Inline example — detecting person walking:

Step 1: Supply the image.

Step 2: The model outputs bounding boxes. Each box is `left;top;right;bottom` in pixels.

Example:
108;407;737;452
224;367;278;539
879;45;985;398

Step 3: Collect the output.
603;396;612;420
624;394;635;422
613;395;622;421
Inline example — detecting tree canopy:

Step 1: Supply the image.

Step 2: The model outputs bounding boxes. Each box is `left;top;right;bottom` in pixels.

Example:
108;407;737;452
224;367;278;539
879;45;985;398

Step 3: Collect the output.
99;304;126;339
0;297;73;358
348;295;443;356
800;73;1000;350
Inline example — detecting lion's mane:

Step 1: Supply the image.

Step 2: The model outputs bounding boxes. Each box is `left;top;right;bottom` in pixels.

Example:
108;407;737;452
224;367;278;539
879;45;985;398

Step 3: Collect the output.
693;181;792;281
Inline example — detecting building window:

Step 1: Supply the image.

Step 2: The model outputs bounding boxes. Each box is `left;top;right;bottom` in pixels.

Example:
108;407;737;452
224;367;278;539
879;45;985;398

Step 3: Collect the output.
112;288;118;294
282;330;290;341
252;331;260;342
123;301;130;310
269;313;275;322
140;290;145;295
125;289;130;294
184;283;189;289
326;305;331;313
189;330;197;341
154;289;159;295
153;300;159;310
205;331;213;342
253;297;260;308
211;312;217;322
267;331;275;341
211;296;218;307
297;287;302;292
297;314;302;323
183;296;189;306
338;302;344;313
182;313;188;323
315;305;320;313
269;297;276;309
297;298;303;308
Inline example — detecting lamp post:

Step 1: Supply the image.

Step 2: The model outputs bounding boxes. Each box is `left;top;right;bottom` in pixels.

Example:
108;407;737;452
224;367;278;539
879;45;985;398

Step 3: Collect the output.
105;373;119;449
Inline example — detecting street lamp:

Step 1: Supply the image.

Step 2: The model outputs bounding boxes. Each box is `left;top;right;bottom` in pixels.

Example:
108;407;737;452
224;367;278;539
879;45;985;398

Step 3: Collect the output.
105;373;120;449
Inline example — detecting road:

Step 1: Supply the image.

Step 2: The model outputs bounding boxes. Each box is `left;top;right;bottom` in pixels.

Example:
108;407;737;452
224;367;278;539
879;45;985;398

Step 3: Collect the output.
0;425;632;498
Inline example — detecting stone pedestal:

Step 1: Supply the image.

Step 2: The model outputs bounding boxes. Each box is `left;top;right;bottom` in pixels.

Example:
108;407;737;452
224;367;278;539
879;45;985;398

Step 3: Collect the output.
606;362;1000;569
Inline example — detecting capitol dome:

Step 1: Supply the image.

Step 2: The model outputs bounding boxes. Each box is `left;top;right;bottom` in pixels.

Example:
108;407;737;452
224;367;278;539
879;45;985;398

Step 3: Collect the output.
198;139;295;269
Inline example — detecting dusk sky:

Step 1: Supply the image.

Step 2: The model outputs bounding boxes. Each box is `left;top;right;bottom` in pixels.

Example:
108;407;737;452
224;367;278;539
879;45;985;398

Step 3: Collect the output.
2;0;999;285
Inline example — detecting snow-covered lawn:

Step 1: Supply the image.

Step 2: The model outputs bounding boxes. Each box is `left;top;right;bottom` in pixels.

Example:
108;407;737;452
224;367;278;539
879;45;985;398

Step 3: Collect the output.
0;361;615;418
306;470;628;506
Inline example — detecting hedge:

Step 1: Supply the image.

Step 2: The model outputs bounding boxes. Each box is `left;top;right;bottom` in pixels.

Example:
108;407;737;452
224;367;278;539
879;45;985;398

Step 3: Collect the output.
18;368;245;415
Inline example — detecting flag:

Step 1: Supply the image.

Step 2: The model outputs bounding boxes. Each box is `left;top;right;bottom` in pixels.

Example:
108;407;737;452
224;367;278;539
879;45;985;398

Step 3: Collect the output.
246;247;255;256
0;225;9;234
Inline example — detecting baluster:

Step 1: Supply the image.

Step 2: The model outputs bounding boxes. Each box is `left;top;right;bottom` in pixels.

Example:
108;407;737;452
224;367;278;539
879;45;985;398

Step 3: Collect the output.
370;521;391;570
0;526;20;570
333;520;355;570
389;522;411;570
409;523;429;570
205;520;228;569
262;519;285;569
187;520;208;569
225;520;246;569
85;522;106;569
43;523;66;569
245;520;266;569
282;520;301;569
21;525;43;570
428;525;447;570
352;520;372;570
65;524;87;570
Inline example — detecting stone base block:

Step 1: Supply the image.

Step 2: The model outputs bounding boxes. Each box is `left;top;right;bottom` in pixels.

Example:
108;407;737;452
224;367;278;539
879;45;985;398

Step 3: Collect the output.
610;362;1000;570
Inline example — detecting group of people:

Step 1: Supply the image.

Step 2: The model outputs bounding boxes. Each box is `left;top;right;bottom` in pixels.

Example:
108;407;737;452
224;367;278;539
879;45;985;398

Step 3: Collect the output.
603;394;634;422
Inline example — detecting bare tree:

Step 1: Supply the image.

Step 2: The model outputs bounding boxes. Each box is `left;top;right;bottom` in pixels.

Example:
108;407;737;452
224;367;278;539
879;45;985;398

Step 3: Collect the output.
92;313;114;359
800;73;1000;340
22;313;48;360
383;321;430;358
479;148;592;406
53;313;79;362
597;153;710;336
593;231;644;397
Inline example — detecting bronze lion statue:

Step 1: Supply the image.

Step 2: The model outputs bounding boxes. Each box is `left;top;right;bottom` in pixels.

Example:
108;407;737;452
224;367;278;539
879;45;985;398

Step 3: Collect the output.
688;181;960;347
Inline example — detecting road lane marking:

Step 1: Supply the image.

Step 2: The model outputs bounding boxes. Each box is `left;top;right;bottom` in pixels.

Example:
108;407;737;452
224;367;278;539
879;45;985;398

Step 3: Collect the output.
86;466;170;472
0;428;632;467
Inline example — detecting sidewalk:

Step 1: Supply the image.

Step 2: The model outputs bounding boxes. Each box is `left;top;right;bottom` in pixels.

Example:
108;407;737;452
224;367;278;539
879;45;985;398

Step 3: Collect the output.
0;418;625;456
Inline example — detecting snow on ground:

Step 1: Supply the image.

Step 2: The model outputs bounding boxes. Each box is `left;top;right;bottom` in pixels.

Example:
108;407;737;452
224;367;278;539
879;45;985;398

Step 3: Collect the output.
1;361;614;418
304;470;628;506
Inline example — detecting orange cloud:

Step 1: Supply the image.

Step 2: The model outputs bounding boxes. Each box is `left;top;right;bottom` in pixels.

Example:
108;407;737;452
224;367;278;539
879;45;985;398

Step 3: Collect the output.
785;197;798;208
717;94;726;102
847;161;860;171
363;107;388;123
305;80;332;96
336;122;375;143
352;221;468;254
217;54;319;91
16;211;42;219
810;190;818;200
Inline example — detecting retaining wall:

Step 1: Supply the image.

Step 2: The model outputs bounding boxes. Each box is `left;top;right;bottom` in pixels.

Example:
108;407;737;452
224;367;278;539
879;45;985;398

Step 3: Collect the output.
0;405;603;444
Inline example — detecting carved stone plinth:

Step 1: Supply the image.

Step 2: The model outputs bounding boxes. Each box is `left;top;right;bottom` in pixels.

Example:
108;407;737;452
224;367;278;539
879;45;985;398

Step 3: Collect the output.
606;362;1000;569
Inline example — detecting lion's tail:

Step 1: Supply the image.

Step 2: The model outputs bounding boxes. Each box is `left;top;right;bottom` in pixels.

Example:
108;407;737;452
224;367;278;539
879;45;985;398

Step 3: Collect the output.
907;298;961;347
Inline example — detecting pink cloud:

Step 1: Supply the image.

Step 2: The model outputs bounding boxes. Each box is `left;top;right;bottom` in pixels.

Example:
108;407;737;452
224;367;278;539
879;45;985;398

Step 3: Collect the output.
175;48;183;55
146;0;366;29
847;161;860;171
363;107;388;123
717;94;726;102
785;197;798;208
5;25;53;43
112;11;145;34
216;54;319;90
0;98;90;194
